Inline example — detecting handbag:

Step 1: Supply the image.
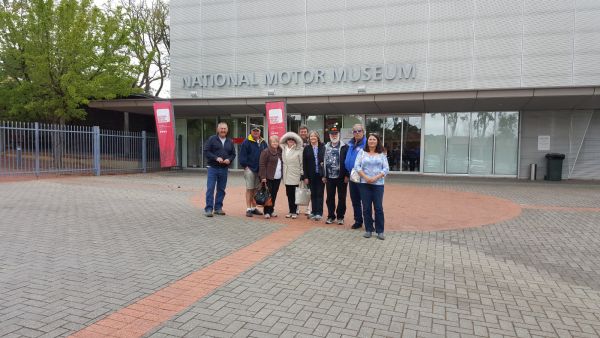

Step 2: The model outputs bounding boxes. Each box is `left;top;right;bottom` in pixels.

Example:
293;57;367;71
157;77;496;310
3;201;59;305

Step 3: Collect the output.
350;151;364;183
254;184;271;206
295;182;311;206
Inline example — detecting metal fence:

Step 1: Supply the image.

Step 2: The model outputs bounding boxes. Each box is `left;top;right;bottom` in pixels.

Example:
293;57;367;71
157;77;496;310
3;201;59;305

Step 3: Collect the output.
0;121;161;176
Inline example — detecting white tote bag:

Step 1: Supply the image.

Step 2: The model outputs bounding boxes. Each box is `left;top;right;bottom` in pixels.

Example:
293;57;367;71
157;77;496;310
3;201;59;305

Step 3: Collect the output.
295;182;311;206
350;151;364;183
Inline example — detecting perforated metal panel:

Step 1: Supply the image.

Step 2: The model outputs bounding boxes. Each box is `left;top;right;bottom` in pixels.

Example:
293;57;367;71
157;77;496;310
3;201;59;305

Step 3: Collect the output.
170;0;600;99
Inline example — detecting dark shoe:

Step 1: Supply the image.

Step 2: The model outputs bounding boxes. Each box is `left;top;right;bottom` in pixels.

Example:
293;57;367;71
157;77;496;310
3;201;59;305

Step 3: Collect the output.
363;232;372;238
351;223;362;230
246;210;253;217
214;210;226;216
251;208;263;216
204;211;213;217
377;233;385;240
325;218;335;224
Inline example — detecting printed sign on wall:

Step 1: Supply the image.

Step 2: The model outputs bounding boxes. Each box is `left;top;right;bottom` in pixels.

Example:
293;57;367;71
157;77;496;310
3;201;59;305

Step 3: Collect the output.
265;101;287;139
153;102;177;167
537;135;551;151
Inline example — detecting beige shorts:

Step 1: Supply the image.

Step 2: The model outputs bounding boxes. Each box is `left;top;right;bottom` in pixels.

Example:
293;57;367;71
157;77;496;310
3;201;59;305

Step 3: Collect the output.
244;168;260;190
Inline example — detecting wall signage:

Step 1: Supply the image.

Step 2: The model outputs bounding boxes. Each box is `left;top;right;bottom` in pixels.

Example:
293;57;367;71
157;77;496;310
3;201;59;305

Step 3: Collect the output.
538;135;551;151
182;63;416;89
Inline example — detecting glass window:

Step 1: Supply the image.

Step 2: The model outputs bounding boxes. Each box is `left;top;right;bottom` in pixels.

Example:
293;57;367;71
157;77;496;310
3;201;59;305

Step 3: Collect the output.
424;113;445;173
365;117;384;136
403;116;421;172
305;115;324;140
187;119;202;168
446;112;470;174
381;117;402;171
494;111;519;175
469;112;495;175
201;118;217;168
342;115;364;129
287;114;302;134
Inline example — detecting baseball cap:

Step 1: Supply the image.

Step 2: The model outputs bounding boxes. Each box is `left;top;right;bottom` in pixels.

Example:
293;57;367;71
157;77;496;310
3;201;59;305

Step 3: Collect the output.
328;123;340;133
250;124;262;131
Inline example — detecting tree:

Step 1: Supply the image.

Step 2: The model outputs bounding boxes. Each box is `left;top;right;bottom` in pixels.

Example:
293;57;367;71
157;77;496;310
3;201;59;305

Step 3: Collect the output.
0;0;139;123
119;0;169;97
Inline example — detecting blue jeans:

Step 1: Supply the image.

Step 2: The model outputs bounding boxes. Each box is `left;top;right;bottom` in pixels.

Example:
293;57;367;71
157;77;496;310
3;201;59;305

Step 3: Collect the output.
205;166;228;212
349;181;363;226
358;184;385;234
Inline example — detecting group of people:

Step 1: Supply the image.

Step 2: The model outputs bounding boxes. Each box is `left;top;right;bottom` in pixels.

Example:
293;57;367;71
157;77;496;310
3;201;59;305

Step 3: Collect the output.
203;121;390;239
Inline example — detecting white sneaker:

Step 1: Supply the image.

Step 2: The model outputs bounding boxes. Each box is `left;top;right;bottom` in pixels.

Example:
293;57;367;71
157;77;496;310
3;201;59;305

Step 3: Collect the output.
264;214;271;219
271;212;278;217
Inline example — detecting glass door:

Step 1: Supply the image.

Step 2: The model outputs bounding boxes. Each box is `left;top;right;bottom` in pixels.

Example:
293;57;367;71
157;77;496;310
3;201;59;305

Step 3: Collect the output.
445;112;470;174
402;116;422;172
365;115;422;172
469;112;495;175
187;119;202;168
201;118;217;168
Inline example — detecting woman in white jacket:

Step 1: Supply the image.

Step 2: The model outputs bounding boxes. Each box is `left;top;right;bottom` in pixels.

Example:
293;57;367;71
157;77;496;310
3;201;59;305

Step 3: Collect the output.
280;132;304;218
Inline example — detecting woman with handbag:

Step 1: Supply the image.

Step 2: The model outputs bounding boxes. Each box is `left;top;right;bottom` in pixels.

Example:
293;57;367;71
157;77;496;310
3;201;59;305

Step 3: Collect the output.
259;135;283;219
354;133;389;240
280;132;304;219
302;131;325;221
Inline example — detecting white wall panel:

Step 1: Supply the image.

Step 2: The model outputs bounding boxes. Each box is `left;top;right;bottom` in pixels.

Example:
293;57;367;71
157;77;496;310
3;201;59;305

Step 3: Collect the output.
170;0;600;99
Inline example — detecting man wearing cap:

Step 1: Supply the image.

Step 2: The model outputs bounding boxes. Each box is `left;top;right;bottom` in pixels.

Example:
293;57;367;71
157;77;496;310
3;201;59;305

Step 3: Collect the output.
203;122;236;217
323;124;349;224
239;124;268;217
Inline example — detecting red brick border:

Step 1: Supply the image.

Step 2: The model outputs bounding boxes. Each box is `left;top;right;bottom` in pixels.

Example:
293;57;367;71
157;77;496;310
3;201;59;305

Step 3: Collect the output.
70;223;313;338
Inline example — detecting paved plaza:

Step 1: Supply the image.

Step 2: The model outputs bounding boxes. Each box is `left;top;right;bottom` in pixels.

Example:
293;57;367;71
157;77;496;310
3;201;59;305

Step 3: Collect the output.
1;171;600;337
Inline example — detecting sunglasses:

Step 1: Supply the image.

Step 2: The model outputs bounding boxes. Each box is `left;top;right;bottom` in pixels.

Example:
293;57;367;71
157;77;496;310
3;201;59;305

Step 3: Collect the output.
352;129;363;134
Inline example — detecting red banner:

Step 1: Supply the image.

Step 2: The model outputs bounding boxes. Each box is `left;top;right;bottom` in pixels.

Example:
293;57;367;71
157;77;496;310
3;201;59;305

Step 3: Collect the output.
153;101;177;168
266;101;286;139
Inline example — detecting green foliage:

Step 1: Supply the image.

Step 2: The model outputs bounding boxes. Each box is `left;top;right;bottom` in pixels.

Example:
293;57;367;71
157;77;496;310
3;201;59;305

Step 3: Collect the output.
119;0;169;96
0;0;140;123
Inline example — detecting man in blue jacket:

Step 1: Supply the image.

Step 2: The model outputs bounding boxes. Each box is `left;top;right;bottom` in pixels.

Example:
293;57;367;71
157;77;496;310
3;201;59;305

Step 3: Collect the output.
344;123;366;229
239;124;267;217
204;122;236;217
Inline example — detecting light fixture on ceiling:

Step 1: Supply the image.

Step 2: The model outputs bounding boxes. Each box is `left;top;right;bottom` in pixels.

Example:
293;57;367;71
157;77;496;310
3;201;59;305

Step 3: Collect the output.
267;89;275;96
357;86;366;94
190;91;198;98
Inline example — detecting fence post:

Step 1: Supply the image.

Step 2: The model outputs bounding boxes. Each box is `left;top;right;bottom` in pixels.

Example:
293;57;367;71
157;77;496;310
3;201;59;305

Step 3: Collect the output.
93;126;101;176
142;131;147;173
35;122;40;177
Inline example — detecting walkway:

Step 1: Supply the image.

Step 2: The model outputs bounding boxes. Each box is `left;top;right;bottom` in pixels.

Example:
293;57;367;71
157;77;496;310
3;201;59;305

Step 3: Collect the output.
0;172;599;337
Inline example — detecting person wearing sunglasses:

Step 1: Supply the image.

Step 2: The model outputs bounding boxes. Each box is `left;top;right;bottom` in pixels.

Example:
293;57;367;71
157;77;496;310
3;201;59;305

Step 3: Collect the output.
343;124;367;230
354;132;389;240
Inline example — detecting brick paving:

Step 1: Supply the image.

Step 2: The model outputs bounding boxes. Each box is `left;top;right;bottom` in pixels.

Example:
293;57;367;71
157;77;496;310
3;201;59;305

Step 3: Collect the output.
0;171;599;337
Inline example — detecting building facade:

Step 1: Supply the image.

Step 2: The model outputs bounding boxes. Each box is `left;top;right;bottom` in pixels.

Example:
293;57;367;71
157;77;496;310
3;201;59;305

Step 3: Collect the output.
93;0;600;179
